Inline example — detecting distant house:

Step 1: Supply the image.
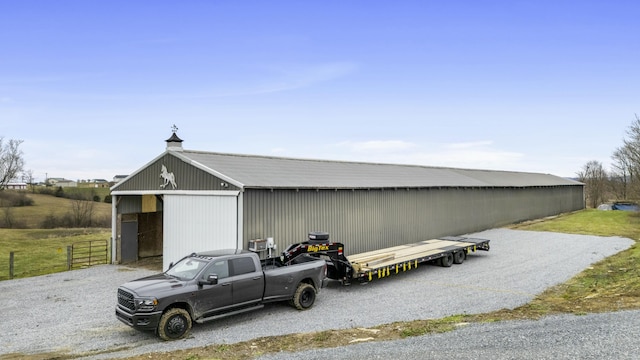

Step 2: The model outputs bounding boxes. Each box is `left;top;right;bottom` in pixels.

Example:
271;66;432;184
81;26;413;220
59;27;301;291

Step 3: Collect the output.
57;180;77;188
78;179;111;188
46;177;64;185
47;178;77;188
91;179;110;188
113;175;128;183
5;182;27;190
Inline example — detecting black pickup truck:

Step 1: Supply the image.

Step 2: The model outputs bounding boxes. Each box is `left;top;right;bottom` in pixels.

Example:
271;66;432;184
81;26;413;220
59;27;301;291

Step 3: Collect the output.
116;249;327;340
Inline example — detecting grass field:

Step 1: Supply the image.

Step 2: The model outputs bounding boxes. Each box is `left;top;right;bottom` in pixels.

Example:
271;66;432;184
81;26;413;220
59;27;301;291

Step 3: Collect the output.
514;209;640;239
0;228;112;280
62;186;111;200
0;192;112;280
5;193;111;228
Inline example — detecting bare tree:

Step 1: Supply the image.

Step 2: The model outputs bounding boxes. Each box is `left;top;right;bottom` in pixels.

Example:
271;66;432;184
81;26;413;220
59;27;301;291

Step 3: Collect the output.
611;145;634;199
0;138;25;190
609;114;640;200
577;160;608;208
70;195;95;227
22;169;36;193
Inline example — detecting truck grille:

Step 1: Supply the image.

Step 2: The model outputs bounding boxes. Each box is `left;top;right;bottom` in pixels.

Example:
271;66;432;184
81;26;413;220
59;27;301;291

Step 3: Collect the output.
117;288;135;312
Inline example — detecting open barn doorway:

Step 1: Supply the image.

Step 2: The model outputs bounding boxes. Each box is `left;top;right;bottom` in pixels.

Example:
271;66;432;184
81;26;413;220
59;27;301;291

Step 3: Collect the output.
120;211;163;264
138;211;163;258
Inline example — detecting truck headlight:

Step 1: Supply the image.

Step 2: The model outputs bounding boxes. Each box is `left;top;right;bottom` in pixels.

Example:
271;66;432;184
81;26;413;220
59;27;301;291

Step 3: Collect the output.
134;298;158;311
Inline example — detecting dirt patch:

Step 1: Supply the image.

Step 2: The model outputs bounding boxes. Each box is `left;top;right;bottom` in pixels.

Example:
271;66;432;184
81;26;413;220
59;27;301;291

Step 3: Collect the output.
122;256;163;271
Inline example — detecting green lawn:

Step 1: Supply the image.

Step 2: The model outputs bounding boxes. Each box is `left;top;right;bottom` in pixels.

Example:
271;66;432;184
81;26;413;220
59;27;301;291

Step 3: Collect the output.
0;228;111;280
515;209;640;240
6;193;112;228
0;192;112;280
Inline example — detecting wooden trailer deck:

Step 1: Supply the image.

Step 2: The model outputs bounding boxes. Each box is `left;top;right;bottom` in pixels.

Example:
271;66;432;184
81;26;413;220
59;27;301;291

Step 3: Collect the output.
278;233;490;284
345;236;490;280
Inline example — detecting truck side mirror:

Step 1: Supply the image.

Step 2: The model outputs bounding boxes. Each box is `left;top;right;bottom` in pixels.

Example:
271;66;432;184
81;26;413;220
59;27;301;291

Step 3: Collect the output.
199;274;218;286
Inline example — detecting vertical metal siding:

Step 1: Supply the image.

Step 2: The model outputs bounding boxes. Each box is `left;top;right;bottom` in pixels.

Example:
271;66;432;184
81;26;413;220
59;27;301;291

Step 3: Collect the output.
243;186;584;256
163;194;237;270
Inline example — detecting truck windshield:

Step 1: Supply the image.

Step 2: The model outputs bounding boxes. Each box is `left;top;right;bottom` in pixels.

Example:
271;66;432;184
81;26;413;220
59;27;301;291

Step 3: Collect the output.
165;257;209;280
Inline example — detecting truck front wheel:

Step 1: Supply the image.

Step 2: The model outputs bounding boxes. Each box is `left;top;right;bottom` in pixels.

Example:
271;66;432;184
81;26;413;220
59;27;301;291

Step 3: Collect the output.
157;308;192;341
292;283;316;310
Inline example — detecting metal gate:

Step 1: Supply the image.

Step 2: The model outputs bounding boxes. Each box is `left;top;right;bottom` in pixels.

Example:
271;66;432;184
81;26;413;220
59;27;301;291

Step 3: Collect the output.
71;240;108;269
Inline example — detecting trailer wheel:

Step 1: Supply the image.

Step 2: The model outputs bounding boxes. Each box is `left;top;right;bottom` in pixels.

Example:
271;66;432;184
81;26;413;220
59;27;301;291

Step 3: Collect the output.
453;250;466;264
440;253;453;267
292;283;316;310
157;308;192;341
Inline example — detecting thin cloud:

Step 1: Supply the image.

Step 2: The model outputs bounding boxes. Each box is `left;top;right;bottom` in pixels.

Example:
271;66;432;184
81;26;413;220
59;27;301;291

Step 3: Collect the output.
337;140;418;153
270;147;286;154
417;147;524;168
0;76;67;85
122;61;359;99
445;140;494;149
140;37;177;44
247;61;358;95
2;62;358;100
436;140;522;166
331;139;524;171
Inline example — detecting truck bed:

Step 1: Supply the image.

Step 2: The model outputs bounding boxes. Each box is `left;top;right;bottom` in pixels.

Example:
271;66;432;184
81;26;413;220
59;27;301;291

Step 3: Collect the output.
261;255;326;303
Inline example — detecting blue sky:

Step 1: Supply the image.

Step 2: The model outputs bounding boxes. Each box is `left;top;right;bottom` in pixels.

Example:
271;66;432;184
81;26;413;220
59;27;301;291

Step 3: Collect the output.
1;1;639;182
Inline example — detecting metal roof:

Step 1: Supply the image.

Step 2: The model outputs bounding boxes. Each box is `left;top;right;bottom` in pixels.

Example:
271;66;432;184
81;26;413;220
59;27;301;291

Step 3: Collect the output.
173;150;581;189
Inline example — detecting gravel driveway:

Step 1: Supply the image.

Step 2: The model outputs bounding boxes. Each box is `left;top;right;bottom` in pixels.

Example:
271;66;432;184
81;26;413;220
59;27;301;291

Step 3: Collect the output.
0;229;633;359
257;310;640;360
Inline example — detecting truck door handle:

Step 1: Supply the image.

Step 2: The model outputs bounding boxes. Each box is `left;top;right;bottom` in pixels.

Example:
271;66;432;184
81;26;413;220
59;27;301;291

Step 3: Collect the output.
221;283;231;286
252;277;261;280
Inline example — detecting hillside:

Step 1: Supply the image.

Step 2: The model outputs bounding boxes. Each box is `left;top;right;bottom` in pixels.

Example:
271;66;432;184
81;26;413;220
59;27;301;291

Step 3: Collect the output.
3;193;112;228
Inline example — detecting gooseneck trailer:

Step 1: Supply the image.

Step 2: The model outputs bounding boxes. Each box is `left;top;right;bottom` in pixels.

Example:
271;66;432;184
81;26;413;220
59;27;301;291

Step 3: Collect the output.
277;232;490;285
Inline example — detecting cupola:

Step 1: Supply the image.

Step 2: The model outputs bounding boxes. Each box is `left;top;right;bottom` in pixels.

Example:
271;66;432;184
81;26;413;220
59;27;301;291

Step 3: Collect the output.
165;124;183;152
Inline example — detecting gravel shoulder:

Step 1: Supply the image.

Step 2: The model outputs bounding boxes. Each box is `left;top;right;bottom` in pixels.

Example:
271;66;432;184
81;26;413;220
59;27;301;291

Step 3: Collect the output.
257;310;640;360
0;229;633;359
